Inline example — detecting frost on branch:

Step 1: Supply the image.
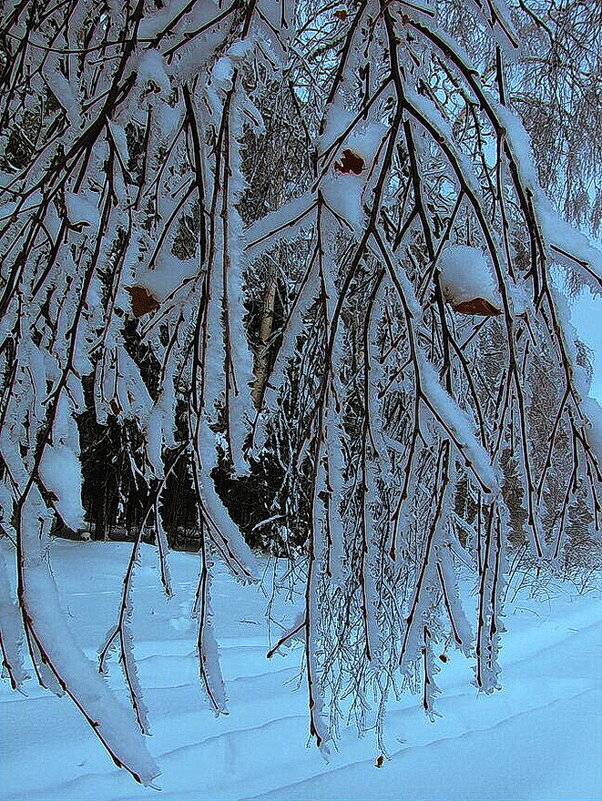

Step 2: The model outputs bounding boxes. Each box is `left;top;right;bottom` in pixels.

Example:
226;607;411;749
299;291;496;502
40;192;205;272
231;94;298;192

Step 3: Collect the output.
0;0;601;781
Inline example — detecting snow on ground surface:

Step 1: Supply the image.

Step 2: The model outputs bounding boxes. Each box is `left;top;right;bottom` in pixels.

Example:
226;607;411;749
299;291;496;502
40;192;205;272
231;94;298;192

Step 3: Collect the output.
1;540;601;801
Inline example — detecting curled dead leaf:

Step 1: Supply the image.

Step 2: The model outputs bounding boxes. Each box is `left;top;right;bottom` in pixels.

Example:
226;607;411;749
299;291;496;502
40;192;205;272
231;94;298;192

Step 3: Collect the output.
334;8;347;20
453;297;501;316
375;755;385;768
126;285;160;318
334;148;365;175
109;398;122;416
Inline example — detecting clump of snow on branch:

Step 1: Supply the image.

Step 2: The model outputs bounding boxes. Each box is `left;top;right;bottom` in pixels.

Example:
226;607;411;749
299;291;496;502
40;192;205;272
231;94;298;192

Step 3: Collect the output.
439;246;501;311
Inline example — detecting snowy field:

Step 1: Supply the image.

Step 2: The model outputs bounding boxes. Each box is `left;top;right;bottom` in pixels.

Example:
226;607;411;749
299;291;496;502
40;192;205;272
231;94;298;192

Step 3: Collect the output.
1;539;601;801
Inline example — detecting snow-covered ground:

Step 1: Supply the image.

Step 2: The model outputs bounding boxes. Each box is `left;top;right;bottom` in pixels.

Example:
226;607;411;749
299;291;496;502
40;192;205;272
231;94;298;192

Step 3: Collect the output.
1;540;601;801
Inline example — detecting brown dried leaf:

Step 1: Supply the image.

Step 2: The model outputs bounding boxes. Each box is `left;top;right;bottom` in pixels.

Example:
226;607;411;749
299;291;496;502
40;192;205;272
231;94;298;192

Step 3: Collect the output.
126;285;160;318
334;148;365;175
109;398;122;416
453;297;501;316
334;8;347;20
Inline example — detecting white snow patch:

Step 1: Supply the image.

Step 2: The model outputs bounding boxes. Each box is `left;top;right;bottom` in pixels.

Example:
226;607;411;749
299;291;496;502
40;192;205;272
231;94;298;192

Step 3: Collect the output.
1;540;600;801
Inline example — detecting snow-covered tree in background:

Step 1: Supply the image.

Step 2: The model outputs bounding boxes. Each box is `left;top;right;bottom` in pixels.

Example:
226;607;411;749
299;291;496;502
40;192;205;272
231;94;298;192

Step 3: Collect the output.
0;0;601;783
442;0;602;237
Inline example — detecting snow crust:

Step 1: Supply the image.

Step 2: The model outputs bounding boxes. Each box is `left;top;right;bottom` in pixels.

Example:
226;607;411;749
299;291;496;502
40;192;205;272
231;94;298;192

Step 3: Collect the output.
2;539;600;801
